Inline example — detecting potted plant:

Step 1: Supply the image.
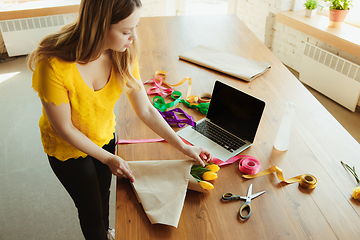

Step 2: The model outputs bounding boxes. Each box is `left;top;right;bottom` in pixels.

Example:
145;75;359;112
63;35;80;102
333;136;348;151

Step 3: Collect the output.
304;0;318;18
323;0;353;27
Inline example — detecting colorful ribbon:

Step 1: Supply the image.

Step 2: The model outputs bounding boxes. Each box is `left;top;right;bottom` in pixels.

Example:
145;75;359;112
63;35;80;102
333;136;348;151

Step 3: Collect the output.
144;71;211;114
242;165;317;189
143;77;174;96
178;97;210;115
211;155;261;175
116;136;260;175
116;137;317;189
116;138;166;144
239;157;261;175
157;108;195;128
153;91;182;112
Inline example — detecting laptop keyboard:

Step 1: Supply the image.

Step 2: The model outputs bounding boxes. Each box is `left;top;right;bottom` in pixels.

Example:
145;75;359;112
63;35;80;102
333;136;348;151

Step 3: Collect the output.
193;120;246;152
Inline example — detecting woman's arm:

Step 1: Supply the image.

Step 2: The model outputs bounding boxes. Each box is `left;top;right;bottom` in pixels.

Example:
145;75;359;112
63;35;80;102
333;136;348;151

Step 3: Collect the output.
41;99;135;182
127;82;212;166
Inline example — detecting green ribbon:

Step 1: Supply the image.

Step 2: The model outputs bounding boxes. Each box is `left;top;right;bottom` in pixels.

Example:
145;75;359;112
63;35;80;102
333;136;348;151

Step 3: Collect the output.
153;91;182;112
153;90;209;114
180;99;209;115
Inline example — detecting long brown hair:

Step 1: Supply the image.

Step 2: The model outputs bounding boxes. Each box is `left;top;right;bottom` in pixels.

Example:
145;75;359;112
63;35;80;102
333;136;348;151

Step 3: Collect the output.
27;0;142;91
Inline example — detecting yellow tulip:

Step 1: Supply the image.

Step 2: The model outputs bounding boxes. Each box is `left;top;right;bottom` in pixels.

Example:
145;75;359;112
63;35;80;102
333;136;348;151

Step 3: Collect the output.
199;181;214;190
202;171;218;181
352;186;360;201
205;164;220;173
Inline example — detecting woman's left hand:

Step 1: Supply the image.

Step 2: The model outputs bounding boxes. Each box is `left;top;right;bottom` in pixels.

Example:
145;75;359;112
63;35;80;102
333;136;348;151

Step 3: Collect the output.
182;145;212;167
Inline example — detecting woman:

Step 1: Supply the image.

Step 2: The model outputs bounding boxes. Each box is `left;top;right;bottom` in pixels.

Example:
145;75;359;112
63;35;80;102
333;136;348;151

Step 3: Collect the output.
27;0;212;239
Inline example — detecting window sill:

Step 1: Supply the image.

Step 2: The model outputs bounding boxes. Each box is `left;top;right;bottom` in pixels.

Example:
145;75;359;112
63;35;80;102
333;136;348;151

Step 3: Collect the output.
276;10;360;58
0;0;79;21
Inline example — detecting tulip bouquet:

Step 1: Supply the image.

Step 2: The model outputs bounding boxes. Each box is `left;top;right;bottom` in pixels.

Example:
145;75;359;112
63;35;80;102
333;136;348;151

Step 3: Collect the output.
191;163;220;190
341;161;360;201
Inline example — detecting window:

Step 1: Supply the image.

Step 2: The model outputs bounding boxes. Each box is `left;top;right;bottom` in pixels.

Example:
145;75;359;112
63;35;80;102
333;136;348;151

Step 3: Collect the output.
347;0;360;27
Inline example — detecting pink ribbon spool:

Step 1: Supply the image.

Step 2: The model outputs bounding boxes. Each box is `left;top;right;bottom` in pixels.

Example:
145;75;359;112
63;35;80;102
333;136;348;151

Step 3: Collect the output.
211;155;261;176
239;157;261;175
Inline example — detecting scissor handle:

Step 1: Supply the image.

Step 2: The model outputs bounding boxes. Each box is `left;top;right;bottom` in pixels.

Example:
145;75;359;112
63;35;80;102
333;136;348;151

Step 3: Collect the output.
239;201;252;220
222;192;240;202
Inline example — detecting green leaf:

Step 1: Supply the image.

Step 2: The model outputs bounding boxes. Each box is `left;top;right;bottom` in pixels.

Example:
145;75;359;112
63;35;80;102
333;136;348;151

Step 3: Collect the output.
341;161;360;185
191;165;204;171
191;165;211;175
191;173;202;182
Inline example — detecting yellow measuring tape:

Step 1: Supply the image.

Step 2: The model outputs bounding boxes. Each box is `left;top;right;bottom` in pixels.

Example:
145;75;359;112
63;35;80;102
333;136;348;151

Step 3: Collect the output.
242;165;317;189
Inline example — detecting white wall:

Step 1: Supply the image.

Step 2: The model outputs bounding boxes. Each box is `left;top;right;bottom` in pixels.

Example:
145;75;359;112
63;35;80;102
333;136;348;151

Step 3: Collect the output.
1;0;359;107
0;0;173;55
1;0;360;71
236;0;360;107
234;0;360;72
140;0;176;16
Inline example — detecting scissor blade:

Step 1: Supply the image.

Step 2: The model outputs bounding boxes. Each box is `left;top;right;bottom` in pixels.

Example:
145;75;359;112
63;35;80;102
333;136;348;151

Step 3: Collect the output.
250;190;265;200
246;184;253;201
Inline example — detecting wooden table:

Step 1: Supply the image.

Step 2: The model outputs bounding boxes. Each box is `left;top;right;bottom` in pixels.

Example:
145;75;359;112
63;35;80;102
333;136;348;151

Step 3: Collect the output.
116;15;360;240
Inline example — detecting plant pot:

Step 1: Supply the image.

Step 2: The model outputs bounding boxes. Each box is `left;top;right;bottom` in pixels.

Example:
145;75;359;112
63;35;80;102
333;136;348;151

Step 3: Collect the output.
328;9;349;28
305;9;317;18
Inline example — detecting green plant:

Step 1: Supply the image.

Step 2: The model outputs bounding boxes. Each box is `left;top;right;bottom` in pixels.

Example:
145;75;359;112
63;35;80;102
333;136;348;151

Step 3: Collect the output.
304;0;318;10
324;0;353;10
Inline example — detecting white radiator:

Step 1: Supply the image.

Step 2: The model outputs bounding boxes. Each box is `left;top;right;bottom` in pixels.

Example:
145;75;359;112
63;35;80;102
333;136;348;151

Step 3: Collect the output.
0;13;77;57
300;42;360;112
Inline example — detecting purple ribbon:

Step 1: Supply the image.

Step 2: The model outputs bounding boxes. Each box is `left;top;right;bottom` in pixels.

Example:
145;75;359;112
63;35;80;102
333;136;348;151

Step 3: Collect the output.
158;108;196;128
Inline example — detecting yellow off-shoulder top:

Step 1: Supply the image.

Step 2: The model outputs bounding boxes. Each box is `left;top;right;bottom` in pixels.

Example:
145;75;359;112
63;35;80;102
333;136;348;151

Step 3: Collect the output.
32;57;140;161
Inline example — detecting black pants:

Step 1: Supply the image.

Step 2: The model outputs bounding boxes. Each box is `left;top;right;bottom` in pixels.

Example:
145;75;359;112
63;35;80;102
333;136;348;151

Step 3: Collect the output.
48;137;115;240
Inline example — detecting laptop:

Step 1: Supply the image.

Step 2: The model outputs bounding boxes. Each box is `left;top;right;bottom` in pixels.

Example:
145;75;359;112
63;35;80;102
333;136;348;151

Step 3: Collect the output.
177;80;266;161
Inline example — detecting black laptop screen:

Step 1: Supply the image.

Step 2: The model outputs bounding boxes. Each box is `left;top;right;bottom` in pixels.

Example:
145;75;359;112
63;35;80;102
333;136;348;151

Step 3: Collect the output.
206;81;265;143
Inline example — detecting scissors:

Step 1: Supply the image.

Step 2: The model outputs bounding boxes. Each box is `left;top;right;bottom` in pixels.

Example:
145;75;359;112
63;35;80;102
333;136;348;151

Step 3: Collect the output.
222;184;265;220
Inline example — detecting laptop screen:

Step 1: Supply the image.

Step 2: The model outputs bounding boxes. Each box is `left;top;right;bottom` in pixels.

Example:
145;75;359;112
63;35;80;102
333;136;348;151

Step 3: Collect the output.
207;81;265;143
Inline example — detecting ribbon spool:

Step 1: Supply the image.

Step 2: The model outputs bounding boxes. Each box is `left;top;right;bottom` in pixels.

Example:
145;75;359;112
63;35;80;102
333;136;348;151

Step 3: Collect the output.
198;93;212;103
242;165;317;190
115;133;317;190
239;157;261;175
116;136;260;175
299;174;317;189
210;155;261;176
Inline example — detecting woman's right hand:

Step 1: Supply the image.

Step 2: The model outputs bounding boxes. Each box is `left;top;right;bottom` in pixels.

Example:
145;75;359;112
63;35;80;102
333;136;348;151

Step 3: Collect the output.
106;155;135;182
